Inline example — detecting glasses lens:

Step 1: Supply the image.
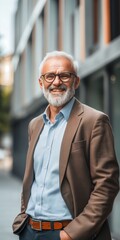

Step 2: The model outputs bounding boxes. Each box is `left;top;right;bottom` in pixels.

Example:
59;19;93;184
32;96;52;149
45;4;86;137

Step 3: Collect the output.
43;72;75;82
45;73;55;82
59;73;71;81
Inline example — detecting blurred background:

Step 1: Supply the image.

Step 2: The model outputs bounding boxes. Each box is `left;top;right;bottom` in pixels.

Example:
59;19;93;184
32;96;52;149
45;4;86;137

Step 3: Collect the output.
0;0;120;239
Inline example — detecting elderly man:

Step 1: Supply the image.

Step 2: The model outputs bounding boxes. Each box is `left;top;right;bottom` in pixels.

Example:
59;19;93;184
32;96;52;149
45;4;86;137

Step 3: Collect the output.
13;51;119;240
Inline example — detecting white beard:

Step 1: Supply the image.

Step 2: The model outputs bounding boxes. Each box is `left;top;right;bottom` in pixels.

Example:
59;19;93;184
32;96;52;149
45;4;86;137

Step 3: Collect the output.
42;83;75;107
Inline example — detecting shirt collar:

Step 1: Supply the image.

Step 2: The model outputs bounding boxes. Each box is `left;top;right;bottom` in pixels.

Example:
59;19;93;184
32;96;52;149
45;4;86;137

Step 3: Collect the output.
60;97;75;121
42;97;75;123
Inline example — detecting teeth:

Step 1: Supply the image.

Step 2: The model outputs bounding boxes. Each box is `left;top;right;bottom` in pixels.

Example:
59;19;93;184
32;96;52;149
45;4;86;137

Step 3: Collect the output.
52;88;64;91
52;89;63;91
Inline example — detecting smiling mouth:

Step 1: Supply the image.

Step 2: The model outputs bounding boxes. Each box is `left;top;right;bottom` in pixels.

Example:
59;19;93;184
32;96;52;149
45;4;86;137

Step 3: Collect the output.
50;90;65;96
51;88;65;92
49;86;66;94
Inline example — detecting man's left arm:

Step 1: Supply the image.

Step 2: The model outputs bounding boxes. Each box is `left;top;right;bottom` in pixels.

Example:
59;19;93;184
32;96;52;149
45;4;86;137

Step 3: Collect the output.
63;114;119;240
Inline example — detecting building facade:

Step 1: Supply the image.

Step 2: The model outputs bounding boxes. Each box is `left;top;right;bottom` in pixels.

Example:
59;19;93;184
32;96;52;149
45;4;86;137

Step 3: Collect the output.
12;0;120;239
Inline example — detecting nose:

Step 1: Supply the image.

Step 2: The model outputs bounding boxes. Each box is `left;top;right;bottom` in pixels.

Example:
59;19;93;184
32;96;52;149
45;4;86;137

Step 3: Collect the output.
53;75;62;85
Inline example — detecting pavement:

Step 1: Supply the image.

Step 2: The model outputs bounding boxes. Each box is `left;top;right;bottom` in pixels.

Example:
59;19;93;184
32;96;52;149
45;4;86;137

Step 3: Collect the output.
0;156;22;240
0;152;119;240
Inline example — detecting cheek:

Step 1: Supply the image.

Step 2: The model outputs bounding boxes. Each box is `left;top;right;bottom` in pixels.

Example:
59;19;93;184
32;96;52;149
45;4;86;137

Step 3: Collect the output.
45;83;51;90
68;81;75;89
39;80;50;89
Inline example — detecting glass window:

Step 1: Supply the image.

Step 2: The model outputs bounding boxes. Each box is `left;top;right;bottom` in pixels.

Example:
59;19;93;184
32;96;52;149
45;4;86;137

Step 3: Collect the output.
93;0;98;44
85;0;94;55
71;1;80;59
83;74;104;112
111;62;120;167
110;1;120;40
86;0;104;55
63;0;80;55
44;0;59;52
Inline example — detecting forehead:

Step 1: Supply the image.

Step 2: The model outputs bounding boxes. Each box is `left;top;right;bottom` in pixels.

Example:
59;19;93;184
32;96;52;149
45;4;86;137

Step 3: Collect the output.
41;57;75;73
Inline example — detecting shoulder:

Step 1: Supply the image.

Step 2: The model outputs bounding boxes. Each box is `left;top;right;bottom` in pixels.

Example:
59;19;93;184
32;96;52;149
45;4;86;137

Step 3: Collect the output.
74;99;110;130
75;98;109;120
73;100;113;144
82;103;108;120
28;114;43;132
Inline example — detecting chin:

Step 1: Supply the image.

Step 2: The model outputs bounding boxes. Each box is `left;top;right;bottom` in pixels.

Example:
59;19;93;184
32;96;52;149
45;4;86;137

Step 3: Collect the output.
49;97;69;107
51;93;64;97
43;87;75;107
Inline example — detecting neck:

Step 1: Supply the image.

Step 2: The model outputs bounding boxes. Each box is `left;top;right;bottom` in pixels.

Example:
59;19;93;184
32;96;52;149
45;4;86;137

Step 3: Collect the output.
49;105;63;123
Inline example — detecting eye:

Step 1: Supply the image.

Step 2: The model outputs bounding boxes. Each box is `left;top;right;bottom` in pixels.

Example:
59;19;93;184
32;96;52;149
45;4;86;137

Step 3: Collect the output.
46;73;55;80
60;73;71;79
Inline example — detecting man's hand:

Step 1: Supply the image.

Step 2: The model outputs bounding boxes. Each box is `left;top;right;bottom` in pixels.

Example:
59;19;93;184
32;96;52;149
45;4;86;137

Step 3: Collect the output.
60;230;72;240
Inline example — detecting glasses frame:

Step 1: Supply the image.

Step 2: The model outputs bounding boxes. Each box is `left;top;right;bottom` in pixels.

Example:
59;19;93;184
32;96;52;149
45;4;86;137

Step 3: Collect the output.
40;72;77;83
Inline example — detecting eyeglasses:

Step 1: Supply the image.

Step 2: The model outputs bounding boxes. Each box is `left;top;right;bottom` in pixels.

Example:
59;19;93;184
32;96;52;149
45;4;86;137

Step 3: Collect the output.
40;72;77;83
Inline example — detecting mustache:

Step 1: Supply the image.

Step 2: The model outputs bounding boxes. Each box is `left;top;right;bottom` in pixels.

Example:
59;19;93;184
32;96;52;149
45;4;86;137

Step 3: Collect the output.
48;85;67;91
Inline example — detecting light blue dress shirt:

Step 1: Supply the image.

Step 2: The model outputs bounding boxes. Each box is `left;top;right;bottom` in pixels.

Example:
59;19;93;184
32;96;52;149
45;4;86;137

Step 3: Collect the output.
26;98;75;220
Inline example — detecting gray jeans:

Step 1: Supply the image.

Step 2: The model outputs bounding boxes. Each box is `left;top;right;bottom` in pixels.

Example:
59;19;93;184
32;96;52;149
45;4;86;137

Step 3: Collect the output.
19;224;60;240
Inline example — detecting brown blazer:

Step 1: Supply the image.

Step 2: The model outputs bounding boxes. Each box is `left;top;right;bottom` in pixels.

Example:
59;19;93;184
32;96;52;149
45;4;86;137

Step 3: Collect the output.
13;98;119;240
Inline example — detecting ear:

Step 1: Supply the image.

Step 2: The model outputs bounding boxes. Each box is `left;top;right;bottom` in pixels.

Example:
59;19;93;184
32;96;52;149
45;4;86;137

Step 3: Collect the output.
38;78;43;89
74;77;80;90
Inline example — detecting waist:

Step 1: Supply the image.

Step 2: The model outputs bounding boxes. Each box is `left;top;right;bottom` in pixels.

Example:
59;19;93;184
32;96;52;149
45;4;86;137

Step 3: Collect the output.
28;217;71;231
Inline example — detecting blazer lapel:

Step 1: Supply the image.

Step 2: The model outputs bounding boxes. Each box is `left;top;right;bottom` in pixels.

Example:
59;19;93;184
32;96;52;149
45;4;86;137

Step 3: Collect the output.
23;116;44;194
23;116;44;208
59;99;84;185
29;117;44;157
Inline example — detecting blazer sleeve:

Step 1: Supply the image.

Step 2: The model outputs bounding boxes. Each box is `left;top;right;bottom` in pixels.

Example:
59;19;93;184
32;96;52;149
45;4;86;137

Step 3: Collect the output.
12;120;33;234
64;114;119;240
20;121;32;212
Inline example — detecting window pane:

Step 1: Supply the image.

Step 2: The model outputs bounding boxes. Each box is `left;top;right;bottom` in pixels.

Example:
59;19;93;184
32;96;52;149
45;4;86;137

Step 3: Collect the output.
111;63;120;167
85;75;104;111
110;0;120;40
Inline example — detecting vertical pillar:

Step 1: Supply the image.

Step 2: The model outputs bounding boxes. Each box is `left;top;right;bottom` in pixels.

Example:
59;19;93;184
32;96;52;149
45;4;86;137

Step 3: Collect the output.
102;0;111;44
93;0;98;44
43;1;49;53
58;0;64;50
80;0;86;61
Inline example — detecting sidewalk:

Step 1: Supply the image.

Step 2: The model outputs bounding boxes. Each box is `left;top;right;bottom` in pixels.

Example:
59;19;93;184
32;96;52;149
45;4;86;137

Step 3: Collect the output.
0;161;22;240
0;155;119;240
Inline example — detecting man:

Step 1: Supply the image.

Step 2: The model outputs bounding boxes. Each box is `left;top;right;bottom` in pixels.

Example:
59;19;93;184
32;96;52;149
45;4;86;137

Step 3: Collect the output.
13;51;119;240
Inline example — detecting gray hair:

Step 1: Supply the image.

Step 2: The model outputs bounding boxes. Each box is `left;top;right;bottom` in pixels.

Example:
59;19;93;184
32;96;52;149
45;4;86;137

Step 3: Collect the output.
39;51;79;76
